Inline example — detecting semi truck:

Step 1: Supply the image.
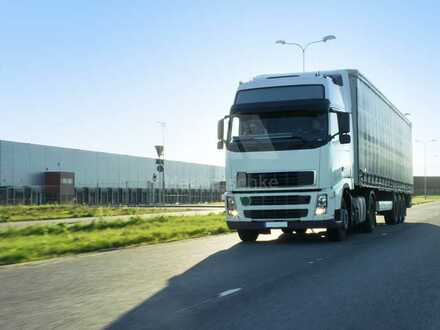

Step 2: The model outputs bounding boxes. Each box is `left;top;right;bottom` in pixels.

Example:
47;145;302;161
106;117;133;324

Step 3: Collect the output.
217;69;413;241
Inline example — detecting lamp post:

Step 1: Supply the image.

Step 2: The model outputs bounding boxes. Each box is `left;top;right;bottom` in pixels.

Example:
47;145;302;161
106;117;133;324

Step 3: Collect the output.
416;139;437;199
275;35;336;72
156;121;166;204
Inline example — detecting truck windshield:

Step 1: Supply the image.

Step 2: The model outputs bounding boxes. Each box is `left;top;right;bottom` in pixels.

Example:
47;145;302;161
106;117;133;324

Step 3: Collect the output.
228;111;328;152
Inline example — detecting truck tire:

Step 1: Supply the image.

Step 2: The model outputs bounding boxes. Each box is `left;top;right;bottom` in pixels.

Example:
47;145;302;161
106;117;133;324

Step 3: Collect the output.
399;194;406;223
327;227;347;241
384;193;399;225
360;192;376;233
238;230;259;242
295;228;307;235
327;198;348;241
281;228;293;234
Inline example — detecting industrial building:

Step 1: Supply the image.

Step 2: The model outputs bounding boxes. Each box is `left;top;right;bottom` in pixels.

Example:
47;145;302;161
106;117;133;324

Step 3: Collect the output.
414;176;440;195
0;140;225;205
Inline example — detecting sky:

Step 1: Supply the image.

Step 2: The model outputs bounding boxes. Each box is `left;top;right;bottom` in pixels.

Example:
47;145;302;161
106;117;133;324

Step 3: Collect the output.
1;0;439;175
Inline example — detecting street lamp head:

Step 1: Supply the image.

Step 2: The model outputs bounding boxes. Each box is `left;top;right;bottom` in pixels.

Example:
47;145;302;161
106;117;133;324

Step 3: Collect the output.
275;40;286;45
322;35;336;42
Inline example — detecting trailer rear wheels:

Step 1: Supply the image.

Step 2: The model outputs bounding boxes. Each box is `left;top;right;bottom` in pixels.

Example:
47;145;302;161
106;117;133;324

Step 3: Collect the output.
238;230;259;242
360;192;376;233
399;194;406;223
384;193;399;225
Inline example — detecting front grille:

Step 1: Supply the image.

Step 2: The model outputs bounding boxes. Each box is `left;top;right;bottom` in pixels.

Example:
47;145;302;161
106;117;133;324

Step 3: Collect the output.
237;171;314;188
244;209;308;219
245;195;310;206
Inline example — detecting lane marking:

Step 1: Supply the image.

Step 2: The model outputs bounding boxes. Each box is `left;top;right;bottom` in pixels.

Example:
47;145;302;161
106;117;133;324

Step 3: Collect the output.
176;288;243;314
219;288;242;297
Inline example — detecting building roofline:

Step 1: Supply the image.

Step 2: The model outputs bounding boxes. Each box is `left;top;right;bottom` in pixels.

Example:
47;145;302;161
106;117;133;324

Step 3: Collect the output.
0;139;224;168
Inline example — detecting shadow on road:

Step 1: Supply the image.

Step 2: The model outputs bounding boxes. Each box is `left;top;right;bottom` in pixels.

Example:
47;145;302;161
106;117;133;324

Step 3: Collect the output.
106;221;436;330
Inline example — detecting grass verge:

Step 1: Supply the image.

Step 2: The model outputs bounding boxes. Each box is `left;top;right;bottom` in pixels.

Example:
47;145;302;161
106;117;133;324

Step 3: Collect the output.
0;204;190;223
412;195;440;206
0;213;229;266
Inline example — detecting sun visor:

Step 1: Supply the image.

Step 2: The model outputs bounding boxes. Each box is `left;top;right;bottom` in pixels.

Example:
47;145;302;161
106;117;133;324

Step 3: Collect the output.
230;99;330;114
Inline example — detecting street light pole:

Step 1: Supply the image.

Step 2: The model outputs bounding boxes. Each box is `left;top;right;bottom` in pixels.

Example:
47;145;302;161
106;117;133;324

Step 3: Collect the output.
276;35;336;72
416;139;437;199
157;121;166;204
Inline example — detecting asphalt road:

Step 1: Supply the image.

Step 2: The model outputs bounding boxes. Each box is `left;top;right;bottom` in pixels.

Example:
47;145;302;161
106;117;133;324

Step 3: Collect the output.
1;202;440;330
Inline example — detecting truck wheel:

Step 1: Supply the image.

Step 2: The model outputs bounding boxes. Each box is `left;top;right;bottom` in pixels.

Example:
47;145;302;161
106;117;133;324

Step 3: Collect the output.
399;194;406;223
361;192;376;233
327;198;348;241
295;228;307;235
281;228;293;234
384;193;399;225
327;227;347;241
238;230;259;242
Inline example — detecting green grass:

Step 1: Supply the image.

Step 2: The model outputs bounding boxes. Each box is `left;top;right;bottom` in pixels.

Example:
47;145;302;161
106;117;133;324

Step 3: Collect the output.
0;204;190;223
412;195;440;206
0;213;230;265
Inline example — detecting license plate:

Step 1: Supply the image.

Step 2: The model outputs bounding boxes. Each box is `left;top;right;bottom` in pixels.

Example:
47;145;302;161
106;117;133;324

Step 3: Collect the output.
266;221;288;228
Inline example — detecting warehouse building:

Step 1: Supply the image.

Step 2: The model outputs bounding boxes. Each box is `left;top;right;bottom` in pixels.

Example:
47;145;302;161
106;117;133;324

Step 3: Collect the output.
0;140;225;205
414;176;440;195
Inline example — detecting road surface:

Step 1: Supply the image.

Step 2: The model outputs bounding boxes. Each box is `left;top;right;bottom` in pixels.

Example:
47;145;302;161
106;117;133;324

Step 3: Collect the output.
1;202;440;330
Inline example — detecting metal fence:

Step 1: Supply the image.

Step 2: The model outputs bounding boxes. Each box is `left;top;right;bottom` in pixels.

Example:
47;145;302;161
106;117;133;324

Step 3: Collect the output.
0;185;224;206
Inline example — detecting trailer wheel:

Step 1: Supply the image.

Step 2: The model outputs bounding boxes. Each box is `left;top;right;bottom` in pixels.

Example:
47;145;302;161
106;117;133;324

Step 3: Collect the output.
238;230;259;242
361;192;376;233
384;193;399;225
399;194;406;223
327;198;348;241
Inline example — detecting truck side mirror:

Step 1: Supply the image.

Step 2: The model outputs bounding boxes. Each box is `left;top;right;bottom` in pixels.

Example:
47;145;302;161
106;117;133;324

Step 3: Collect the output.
217;119;225;149
339;134;351;144
337;112;350;134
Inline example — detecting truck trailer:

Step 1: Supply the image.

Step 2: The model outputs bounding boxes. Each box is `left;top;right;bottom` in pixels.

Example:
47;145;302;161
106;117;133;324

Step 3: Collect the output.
217;69;413;241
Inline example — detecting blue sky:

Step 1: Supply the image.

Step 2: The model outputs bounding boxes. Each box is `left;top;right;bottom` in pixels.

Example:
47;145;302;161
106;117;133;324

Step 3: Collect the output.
1;1;439;175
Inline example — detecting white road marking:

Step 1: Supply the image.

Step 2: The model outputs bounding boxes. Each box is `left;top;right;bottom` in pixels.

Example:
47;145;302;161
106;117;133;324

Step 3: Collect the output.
219;288;242;297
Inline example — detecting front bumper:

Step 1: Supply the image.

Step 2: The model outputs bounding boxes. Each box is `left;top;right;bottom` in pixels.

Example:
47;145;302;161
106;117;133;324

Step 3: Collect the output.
225;188;336;224
227;219;341;231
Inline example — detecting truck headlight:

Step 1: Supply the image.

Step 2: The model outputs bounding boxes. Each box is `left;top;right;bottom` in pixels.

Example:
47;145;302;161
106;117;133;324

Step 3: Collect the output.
226;194;239;217
315;194;328;216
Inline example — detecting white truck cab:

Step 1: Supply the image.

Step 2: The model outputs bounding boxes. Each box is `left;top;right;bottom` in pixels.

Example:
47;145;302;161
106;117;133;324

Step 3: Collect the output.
217;70;412;242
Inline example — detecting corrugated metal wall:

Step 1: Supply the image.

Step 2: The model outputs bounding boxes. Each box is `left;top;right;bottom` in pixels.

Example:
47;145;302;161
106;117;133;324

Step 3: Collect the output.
0;140;224;189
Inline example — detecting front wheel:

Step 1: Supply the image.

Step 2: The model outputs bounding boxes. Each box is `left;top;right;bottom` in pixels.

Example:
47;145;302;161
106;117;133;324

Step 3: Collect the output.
327;227;347;241
328;197;349;241
238;230;259;242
